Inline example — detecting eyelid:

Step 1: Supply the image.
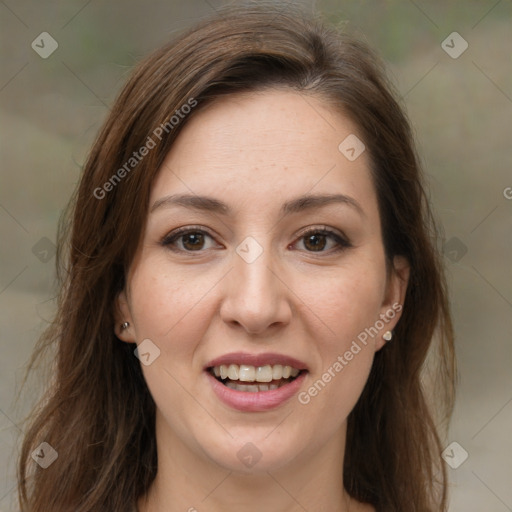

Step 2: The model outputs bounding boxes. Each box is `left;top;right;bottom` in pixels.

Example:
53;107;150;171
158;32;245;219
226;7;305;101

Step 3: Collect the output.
161;225;220;250
293;225;352;252
161;224;352;253
295;224;347;241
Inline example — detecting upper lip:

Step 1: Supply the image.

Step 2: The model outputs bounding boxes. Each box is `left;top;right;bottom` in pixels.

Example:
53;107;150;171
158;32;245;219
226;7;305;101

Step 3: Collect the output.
205;352;309;371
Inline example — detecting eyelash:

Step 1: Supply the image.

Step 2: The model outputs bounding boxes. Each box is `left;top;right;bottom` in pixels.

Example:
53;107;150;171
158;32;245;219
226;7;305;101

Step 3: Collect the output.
161;225;352;255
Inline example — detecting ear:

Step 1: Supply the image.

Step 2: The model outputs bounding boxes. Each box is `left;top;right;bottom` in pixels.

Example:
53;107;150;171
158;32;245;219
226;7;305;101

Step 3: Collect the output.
375;255;410;350
114;289;136;343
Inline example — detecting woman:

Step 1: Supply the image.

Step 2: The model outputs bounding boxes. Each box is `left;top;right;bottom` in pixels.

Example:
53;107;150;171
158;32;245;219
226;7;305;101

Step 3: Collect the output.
18;4;456;511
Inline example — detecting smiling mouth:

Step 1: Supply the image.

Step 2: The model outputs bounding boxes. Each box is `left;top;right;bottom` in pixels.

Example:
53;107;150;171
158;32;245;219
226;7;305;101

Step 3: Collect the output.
208;364;303;392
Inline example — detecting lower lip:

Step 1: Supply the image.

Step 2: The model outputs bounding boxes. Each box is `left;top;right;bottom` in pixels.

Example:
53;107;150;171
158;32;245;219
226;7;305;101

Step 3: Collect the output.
206;371;307;412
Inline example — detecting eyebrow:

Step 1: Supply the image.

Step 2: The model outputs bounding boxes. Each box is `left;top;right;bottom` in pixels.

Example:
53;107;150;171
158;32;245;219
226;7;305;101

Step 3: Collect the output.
150;192;366;218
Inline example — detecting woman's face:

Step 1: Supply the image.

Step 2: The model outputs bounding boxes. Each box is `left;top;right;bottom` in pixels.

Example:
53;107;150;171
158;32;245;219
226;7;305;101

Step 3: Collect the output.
116;89;408;474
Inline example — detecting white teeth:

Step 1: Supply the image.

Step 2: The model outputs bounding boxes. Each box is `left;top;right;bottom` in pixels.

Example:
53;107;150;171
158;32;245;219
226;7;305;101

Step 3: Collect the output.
227;364;239;380
211;363;302;384
272;365;283;379
256;365;273;382
239;365;256;382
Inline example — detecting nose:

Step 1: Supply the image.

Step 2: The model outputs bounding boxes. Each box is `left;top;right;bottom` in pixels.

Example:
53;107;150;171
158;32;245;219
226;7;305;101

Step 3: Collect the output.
219;243;292;335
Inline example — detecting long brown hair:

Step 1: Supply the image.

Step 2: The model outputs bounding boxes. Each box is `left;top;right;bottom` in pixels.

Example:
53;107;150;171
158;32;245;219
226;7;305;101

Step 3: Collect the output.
18;4;456;511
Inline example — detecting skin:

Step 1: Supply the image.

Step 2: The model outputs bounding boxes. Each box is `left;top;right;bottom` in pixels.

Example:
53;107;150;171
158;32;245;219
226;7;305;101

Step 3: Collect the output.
115;89;409;512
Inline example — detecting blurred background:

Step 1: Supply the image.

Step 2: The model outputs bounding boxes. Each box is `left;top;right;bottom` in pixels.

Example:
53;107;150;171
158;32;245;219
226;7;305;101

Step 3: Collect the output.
0;0;510;510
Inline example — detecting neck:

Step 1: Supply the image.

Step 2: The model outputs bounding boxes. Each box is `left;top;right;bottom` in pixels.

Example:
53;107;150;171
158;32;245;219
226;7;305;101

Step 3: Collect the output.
138;412;358;512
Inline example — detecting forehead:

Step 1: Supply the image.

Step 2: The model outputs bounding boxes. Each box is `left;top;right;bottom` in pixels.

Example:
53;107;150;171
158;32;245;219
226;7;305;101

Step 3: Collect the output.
151;89;378;218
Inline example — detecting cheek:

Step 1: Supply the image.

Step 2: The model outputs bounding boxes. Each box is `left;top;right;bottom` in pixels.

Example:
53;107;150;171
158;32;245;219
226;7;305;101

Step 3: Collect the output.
293;257;385;410
297;259;385;347
130;256;214;341
127;259;212;420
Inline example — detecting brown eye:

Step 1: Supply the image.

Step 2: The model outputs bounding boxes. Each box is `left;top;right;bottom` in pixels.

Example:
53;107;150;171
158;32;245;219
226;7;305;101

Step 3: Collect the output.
162;228;217;252
303;233;328;252
181;232;205;251
295;228;351;253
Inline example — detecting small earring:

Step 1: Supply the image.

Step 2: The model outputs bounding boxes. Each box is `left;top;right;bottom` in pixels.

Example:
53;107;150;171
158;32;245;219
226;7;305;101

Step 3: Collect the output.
121;321;130;330
383;331;393;341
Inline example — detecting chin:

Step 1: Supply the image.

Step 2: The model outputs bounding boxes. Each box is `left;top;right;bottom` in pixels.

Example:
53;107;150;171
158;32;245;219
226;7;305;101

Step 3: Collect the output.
199;433;301;474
